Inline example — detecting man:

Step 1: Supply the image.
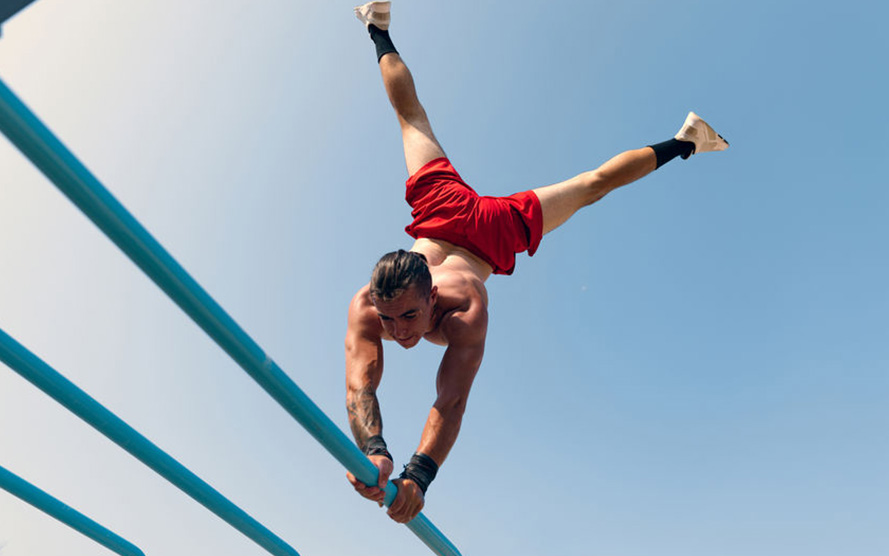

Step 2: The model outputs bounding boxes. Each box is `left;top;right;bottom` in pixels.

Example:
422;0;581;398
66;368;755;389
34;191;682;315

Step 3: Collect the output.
345;1;728;524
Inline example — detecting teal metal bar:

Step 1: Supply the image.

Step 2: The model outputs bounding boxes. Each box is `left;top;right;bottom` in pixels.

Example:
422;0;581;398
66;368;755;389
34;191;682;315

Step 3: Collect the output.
0;0;37;30
0;76;461;556
0;328;300;556
0;464;144;556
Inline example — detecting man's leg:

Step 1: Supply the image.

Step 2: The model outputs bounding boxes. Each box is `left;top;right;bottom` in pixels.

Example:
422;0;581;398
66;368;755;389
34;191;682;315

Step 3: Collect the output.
534;113;728;235
357;2;445;176
534;147;660;235
378;52;446;176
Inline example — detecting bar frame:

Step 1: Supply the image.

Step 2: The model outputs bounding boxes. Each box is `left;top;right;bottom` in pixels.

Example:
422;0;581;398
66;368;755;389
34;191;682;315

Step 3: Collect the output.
0;73;461;556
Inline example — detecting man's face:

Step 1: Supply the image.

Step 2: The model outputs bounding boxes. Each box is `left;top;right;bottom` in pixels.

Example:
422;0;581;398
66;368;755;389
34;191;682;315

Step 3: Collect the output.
373;284;437;349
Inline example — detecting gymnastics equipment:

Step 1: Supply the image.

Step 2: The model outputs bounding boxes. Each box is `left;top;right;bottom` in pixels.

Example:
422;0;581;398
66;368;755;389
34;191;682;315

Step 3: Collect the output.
0;0;36;36
0;72;461;556
0;328;301;556
0;464;145;556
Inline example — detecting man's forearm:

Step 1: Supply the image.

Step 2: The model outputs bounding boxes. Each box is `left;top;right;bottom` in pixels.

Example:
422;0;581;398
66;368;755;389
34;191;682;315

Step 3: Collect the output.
415;400;466;466
346;385;384;451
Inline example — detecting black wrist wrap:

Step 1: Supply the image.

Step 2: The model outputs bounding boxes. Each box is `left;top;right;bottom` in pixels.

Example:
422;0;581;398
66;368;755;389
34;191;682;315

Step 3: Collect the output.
399;453;439;495
364;435;393;461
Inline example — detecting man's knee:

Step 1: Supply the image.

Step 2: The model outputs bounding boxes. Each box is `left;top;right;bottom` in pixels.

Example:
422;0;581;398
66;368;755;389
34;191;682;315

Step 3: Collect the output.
576;170;610;206
397;108;430;132
399;114;438;149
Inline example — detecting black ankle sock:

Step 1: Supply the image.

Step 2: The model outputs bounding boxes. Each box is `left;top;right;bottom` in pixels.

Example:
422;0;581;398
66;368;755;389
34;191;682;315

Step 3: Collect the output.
368;25;398;62
649;138;695;168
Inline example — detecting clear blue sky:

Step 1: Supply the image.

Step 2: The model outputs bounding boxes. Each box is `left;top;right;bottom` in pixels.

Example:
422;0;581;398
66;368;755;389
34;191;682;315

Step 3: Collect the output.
1;1;886;555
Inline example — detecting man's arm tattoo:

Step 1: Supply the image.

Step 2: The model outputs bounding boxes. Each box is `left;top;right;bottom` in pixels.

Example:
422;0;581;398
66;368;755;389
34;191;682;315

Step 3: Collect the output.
347;385;383;451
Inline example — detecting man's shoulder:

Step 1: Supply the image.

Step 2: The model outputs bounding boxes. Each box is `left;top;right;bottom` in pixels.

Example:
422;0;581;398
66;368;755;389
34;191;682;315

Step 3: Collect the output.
349;284;373;311
435;273;488;345
347;285;382;334
433;268;488;309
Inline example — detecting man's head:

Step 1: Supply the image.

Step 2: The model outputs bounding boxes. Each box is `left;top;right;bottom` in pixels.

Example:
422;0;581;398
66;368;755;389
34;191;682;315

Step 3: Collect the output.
370;250;437;348
370;249;432;301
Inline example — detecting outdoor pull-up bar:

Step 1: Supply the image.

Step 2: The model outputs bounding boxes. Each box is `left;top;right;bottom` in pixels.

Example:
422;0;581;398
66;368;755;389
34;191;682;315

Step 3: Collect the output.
0;327;301;556
0;74;461;556
0;464;145;556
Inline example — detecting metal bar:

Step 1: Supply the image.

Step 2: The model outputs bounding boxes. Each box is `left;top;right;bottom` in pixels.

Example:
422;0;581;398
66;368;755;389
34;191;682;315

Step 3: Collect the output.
0;75;461;556
0;0;37;27
0;464;145;556
0;328;301;556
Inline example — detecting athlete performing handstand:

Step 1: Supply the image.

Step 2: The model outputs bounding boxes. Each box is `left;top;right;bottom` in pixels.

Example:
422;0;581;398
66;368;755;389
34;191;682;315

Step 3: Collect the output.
345;1;728;524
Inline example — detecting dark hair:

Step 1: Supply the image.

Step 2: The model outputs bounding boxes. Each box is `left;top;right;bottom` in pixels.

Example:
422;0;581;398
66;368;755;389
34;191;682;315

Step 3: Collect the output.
370;250;432;302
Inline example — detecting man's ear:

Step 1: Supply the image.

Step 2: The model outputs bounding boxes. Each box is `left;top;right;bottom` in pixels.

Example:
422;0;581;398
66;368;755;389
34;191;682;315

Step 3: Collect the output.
429;285;438;304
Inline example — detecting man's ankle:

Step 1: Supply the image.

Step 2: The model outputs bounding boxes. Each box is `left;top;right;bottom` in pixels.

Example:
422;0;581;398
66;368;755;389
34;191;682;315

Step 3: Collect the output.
369;25;398;62
648;138;695;168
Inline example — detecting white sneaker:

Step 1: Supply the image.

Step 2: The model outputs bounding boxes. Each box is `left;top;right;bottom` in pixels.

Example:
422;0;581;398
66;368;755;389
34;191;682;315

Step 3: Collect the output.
354;1;391;30
674;111;729;157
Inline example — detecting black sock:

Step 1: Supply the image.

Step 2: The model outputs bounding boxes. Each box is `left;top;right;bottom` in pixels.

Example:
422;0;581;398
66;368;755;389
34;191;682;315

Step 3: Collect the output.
368;25;398;62
649;138;695;169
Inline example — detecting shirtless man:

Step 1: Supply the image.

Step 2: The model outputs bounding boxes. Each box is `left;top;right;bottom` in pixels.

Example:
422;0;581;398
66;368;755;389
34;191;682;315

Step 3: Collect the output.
345;1;728;524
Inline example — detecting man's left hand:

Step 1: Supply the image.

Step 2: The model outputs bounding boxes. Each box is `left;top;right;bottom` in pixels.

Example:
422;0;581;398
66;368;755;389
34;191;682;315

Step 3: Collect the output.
387;477;425;523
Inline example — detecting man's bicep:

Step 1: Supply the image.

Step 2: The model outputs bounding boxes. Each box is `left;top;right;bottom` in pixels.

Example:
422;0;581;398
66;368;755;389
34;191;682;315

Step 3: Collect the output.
435;342;484;403
435;310;487;403
345;295;385;390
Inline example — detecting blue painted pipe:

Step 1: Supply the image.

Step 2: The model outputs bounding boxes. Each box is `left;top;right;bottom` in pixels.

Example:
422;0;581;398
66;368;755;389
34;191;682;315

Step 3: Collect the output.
0;76;461;556
0;328;301;556
0;464;144;556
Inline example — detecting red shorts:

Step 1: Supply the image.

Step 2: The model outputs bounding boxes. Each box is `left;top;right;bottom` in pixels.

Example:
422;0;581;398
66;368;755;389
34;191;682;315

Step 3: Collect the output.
404;158;543;275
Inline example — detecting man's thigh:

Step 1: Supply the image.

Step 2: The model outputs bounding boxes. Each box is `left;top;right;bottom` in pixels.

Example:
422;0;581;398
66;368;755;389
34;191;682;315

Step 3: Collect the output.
401;118;446;176
532;173;596;236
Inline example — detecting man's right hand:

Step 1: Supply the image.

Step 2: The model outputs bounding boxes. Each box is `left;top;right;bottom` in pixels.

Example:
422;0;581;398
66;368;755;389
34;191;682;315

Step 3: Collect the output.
346;454;394;507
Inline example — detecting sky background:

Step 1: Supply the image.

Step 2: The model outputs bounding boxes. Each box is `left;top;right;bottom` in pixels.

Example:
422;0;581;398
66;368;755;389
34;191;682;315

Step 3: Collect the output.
0;1;887;555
